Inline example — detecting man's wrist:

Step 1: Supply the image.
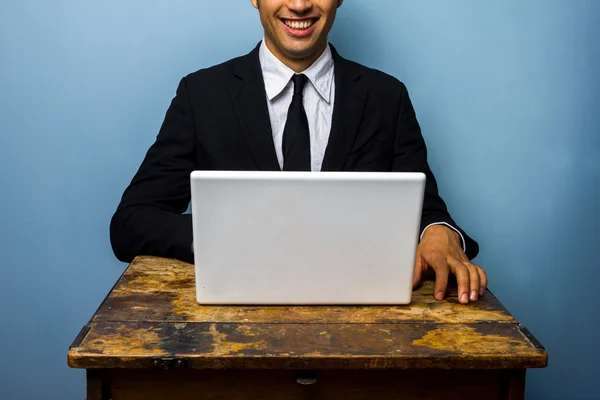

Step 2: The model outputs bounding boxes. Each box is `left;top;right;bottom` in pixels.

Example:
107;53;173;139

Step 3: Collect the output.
421;222;466;252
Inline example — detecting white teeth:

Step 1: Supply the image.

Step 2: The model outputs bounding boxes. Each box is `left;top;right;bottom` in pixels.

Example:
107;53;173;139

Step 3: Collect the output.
285;20;313;30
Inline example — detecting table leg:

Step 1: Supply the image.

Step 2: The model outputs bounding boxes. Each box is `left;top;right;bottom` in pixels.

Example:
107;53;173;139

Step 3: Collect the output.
86;369;110;400
501;369;526;400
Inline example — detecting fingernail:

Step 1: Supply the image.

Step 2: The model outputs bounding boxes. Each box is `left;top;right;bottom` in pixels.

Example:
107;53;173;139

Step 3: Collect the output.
480;286;485;296
435;291;444;301
461;293;469;303
470;290;477;301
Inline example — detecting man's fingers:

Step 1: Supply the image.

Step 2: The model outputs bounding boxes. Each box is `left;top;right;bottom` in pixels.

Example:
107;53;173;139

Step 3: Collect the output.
448;257;470;304
465;262;480;302
413;253;423;289
431;260;449;301
477;266;488;296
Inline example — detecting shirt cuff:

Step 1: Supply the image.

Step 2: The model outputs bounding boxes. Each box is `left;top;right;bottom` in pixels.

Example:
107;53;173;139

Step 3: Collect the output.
420;222;466;253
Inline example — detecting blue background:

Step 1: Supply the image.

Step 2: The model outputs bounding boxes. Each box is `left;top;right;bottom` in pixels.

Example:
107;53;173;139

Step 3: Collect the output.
1;1;598;399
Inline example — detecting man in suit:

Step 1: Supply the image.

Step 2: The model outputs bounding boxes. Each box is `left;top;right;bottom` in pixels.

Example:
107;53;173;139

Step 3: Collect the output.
110;0;488;304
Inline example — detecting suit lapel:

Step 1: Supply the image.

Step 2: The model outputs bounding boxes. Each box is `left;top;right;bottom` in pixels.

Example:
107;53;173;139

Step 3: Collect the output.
230;43;281;171
321;46;368;171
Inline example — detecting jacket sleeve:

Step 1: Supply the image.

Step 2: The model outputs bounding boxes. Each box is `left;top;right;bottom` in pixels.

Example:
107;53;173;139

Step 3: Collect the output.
392;82;479;260
110;77;197;264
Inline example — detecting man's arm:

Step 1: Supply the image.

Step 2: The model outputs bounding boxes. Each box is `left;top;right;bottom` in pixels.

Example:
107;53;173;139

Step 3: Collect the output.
110;77;198;264
391;82;478;259
392;82;487;303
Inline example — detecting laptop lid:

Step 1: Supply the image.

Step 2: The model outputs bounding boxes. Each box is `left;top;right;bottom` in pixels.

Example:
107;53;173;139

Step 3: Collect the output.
190;171;425;305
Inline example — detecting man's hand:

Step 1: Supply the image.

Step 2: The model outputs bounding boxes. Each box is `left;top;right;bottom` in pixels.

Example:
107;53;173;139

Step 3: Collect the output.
413;225;488;304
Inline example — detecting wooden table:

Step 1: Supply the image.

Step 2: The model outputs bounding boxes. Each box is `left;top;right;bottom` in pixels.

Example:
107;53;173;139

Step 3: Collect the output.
68;256;547;399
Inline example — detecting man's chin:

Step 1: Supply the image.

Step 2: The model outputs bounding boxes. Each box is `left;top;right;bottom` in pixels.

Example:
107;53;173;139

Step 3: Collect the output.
282;44;323;61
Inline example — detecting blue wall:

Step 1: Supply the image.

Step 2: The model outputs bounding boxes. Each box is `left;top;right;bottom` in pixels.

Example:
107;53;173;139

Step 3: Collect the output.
1;1;598;399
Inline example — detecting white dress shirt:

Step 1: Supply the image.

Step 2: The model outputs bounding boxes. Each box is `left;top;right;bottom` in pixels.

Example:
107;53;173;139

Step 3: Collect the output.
258;40;466;251
259;40;335;172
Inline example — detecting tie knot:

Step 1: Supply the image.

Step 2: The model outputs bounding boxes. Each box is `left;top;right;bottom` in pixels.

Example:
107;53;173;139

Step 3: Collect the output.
291;74;308;96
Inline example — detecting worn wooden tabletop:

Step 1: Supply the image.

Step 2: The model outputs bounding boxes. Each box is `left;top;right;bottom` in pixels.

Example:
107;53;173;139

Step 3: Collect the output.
68;256;547;370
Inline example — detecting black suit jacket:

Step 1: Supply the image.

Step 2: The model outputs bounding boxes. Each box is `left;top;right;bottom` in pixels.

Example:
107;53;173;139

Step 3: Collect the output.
110;43;479;264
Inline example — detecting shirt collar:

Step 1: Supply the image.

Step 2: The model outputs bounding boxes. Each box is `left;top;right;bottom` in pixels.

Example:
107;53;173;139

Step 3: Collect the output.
259;39;334;103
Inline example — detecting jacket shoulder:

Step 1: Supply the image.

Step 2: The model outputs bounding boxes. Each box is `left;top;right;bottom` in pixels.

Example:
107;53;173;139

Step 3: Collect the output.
356;61;407;94
182;55;242;87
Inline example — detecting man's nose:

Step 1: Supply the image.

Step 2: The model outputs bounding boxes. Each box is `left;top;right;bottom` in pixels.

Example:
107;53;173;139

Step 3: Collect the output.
286;0;313;15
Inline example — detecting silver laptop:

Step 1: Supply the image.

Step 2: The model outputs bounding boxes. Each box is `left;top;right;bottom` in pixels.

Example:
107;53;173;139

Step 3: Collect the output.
190;171;425;305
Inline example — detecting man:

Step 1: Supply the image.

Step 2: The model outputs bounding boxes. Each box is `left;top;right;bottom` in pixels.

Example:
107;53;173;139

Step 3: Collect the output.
110;0;488;304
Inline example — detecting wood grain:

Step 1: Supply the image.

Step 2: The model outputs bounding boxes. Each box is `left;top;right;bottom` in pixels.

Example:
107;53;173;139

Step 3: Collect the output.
91;256;514;324
69;256;547;375
69;321;546;370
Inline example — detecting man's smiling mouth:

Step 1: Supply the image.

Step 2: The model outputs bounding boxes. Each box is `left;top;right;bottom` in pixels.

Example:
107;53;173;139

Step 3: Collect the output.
281;18;319;30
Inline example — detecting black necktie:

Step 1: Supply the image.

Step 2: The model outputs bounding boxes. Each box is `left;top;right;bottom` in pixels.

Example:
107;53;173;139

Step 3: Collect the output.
282;74;311;171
